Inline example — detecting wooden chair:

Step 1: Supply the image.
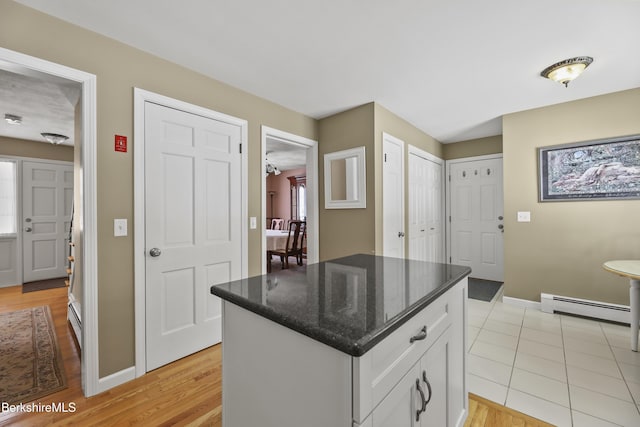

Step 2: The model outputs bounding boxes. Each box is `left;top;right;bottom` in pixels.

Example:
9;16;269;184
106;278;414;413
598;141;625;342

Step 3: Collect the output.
270;220;305;270
271;218;284;230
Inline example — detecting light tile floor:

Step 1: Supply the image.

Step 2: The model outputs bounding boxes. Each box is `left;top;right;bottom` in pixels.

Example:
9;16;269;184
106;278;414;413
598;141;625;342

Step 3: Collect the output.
468;295;640;427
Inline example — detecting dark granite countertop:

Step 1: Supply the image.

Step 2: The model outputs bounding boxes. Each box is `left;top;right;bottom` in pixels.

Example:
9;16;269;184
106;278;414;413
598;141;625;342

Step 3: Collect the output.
211;254;471;357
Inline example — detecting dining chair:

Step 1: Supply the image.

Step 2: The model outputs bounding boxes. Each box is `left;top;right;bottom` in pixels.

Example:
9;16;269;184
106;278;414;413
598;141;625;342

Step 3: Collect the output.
271;220;305;269
271;218;284;230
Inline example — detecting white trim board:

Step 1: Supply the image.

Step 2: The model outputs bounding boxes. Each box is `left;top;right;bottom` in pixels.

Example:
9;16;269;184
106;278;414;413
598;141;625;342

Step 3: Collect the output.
133;88;249;378
261;126;319;273
0;47;99;397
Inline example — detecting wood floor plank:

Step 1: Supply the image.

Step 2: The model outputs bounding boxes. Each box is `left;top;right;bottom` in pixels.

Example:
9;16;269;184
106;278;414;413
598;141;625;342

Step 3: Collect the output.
0;285;554;426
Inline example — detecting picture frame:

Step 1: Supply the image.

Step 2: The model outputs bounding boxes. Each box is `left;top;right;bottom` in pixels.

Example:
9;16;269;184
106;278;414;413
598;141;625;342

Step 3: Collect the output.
538;134;640;201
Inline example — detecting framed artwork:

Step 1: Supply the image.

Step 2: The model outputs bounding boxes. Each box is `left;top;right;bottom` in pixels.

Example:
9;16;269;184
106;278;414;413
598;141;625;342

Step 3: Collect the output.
538;135;640;201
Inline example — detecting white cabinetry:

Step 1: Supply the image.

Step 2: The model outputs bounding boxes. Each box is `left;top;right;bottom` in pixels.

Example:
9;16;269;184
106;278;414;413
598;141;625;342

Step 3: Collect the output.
219;277;467;427
354;279;468;427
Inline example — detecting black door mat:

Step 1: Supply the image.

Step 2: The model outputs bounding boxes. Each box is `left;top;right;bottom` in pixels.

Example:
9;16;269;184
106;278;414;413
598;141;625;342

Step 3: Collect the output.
22;277;67;293
468;277;503;302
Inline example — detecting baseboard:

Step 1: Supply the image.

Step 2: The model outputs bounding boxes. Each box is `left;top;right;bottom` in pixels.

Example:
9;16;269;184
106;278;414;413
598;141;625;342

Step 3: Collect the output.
96;366;136;394
541;293;629;324
502;296;541;311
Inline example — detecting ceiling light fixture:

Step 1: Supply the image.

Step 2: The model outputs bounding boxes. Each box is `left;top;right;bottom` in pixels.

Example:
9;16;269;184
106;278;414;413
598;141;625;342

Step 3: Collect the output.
41;132;69;145
4;114;22;125
265;162;281;176
541;56;593;87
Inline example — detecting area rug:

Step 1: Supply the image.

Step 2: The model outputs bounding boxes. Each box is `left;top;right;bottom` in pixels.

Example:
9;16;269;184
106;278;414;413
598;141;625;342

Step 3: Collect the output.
0;306;67;405
468;277;503;302
22;277;67;293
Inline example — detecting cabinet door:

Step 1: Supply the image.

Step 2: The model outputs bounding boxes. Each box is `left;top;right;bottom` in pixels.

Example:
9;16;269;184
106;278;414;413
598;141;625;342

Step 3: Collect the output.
419;327;452;426
371;363;421;427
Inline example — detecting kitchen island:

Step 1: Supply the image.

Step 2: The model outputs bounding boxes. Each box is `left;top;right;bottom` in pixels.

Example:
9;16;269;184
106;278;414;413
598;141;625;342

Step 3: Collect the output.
211;254;470;427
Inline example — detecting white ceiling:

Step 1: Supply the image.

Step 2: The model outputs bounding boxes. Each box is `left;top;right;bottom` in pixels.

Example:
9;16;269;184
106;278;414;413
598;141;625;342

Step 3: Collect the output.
9;0;640;143
0;67;79;146
266;137;307;171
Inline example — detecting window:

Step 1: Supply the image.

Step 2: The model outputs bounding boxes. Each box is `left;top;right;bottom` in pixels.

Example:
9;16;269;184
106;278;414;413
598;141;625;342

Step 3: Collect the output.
288;174;306;220
0;160;17;236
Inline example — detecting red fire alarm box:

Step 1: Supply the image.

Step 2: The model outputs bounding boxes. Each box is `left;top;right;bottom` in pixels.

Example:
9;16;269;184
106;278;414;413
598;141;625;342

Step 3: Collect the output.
115;135;127;153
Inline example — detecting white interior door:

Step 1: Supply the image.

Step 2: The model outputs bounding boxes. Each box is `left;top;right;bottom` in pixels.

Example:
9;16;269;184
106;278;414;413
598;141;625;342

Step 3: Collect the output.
144;101;243;371
22;161;73;283
382;133;405;258
409;149;444;263
448;157;504;281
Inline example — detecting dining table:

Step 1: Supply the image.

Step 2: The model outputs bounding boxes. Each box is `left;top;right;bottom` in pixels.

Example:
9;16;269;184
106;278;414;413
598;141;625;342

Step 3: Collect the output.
266;229;290;251
603;260;640;351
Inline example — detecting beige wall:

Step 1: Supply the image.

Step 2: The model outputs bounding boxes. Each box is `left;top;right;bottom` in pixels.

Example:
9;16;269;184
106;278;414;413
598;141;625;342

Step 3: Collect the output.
443;135;502;160
373;104;443;254
1;1;317;376
318;103;375;260
0;135;74;161
503;88;640;304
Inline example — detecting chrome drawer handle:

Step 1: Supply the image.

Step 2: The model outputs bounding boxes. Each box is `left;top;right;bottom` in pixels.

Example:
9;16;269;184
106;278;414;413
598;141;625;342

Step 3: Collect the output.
409;326;427;344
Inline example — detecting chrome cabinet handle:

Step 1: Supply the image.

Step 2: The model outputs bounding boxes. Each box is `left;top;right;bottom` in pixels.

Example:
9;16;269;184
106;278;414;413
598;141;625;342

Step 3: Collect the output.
415;379;426;422
422;370;433;407
409;326;427;344
149;248;162;257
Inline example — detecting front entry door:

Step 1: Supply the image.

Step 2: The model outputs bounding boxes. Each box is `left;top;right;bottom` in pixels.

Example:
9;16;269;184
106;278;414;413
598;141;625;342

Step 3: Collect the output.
22;161;73;283
449;157;504;281
144;101;243;371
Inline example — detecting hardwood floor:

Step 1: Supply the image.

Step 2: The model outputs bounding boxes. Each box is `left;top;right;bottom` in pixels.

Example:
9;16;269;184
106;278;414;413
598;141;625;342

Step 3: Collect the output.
0;285;551;427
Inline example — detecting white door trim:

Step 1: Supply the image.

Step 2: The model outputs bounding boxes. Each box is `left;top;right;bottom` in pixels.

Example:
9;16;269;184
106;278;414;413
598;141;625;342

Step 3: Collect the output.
445;153;503;266
0;47;99;396
134;88;248;377
407;145;445;262
260;126;319;273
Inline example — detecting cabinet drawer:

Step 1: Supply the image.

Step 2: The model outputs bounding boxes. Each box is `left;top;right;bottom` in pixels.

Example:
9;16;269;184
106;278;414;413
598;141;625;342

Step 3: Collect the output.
353;283;458;423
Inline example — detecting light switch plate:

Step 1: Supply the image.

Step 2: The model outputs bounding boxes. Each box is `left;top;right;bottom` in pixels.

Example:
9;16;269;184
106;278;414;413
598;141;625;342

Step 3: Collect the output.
250;217;257;229
114;218;127;236
517;211;531;222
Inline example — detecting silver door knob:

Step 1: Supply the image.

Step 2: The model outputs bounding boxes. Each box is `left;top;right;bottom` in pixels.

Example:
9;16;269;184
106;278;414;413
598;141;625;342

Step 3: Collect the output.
24;227;32;232
149;248;162;257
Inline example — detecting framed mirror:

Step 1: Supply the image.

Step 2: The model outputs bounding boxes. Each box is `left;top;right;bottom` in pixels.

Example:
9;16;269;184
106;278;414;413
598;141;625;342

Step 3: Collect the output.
324;146;366;209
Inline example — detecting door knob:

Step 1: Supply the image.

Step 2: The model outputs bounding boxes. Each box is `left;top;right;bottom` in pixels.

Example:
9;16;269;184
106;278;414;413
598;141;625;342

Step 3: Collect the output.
398;231;405;238
498;216;503;220
149;248;162;257
498;224;504;230
24;227;32;232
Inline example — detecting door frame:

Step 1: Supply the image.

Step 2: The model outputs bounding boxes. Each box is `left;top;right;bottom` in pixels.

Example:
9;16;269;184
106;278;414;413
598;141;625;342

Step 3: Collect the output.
407;145;445;262
260;126;319;273
133;88;248;377
0;47;99;396
445;153;503;266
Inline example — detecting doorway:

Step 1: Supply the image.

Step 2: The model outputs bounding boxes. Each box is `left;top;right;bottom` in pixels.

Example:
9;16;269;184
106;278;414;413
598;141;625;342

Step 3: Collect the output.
261;126;319;274
408;145;445;263
0;47;98;396
134;89;248;375
446;154;504;281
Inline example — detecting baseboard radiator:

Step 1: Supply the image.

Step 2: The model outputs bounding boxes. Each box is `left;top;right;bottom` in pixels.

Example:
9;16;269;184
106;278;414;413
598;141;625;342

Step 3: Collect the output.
540;293;630;324
68;298;82;349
